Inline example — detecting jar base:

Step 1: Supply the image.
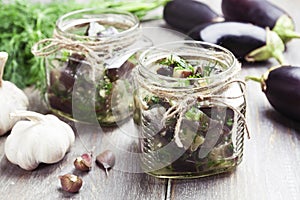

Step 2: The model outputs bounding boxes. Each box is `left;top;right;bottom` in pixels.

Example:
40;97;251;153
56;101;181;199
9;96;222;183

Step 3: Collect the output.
143;156;243;179
49;107;132;127
145;165;238;179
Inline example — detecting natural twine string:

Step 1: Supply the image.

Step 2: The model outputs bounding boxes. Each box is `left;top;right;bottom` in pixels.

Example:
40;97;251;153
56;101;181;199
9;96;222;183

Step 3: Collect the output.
137;76;250;148
33;37;107;85
31;28;140;69
31;37;102;68
52;29;139;52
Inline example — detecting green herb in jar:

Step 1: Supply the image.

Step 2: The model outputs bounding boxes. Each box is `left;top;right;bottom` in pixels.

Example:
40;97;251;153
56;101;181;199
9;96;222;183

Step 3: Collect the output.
156;55;222;79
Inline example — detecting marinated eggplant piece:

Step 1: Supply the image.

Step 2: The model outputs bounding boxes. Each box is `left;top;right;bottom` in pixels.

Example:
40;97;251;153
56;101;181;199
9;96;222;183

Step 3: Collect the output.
106;61;135;82
86;22;105;37
86;22;119;37
156;67;173;77
157;55;194;78
189;22;285;64
48;53;86;114
247;66;300;121
221;0;300;43
163;0;224;32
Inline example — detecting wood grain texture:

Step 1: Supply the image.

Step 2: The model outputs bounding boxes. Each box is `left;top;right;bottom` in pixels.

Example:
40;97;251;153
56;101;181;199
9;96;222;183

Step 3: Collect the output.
1;0;300;199
169;0;300;200
0;122;167;200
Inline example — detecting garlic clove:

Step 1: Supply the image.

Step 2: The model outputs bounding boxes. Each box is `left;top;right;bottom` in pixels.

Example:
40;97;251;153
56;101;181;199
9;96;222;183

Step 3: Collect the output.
96;150;116;176
0;52;29;136
59;174;83;193
74;153;92;171
0;84;29;135
5;122;40;170
0;52;8;87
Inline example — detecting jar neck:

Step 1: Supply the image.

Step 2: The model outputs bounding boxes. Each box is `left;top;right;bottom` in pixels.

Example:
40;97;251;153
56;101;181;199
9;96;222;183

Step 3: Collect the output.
54;8;140;55
137;46;241;95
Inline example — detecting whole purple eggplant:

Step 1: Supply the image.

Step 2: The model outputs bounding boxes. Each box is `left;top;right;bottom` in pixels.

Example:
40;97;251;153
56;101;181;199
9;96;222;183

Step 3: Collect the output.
221;0;300;43
163;0;223;32
188;22;285;64
247;66;300;121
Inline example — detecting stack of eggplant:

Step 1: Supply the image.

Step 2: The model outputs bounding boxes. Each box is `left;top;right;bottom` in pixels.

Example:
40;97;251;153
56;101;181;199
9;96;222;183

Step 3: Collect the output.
163;0;300;121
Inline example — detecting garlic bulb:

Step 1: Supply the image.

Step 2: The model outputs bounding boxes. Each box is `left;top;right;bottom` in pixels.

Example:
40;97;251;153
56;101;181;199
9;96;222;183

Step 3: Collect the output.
0;52;29;135
4;111;75;170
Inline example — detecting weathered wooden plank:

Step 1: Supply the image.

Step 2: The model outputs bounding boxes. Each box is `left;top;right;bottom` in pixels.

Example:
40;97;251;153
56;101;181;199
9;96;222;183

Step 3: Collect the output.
169;81;300;199
169;0;300;199
0;121;167;200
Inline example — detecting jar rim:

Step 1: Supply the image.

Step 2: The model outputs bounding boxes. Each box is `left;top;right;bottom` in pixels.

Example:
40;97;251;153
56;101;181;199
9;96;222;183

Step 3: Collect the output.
55;7;140;40
138;40;240;85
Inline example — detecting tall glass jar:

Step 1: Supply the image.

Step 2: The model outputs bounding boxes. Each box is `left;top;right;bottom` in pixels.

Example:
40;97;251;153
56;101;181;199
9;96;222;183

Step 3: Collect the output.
34;8;143;125
133;41;247;178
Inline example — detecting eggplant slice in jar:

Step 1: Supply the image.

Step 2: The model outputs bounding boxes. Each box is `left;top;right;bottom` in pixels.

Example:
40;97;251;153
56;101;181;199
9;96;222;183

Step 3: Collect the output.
221;0;300;43
163;0;224;33
247;66;300;121
188;22;285;64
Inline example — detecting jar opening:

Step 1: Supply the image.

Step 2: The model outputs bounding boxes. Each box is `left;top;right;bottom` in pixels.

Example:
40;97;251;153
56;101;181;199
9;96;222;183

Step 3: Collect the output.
56;8;139;41
138;41;240;90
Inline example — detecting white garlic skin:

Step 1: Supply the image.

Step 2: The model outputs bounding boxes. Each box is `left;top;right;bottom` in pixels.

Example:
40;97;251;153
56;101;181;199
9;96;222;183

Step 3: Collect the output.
0;81;29;135
4;111;75;170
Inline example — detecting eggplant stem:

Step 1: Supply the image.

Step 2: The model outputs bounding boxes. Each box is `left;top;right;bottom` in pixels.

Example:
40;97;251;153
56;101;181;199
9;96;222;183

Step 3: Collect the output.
0;52;9;87
272;15;300;43
282;30;300;39
267;29;286;65
245;76;261;83
245;29;285;64
245;75;267;92
272;49;286;65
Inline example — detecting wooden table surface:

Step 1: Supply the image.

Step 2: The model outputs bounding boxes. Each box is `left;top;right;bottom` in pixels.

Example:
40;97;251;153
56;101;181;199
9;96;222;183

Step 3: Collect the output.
1;0;300;199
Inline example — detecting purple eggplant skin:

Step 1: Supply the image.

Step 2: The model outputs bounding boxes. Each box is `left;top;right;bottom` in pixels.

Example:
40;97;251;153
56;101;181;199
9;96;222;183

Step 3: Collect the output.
190;22;265;59
221;0;300;43
163;0;223;33
222;0;282;29
188;22;210;41
263;66;300;121
188;22;285;63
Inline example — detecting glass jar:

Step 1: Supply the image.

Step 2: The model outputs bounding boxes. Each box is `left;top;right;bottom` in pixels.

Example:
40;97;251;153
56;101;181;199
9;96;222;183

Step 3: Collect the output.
133;41;247;178
37;8;143;125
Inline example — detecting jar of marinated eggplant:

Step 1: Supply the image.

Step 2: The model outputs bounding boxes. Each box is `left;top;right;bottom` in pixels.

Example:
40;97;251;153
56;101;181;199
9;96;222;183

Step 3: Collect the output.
33;8;146;125
133;41;248;178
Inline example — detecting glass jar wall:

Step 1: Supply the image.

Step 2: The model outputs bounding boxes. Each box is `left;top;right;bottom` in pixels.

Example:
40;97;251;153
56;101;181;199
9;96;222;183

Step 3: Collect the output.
133;41;247;178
